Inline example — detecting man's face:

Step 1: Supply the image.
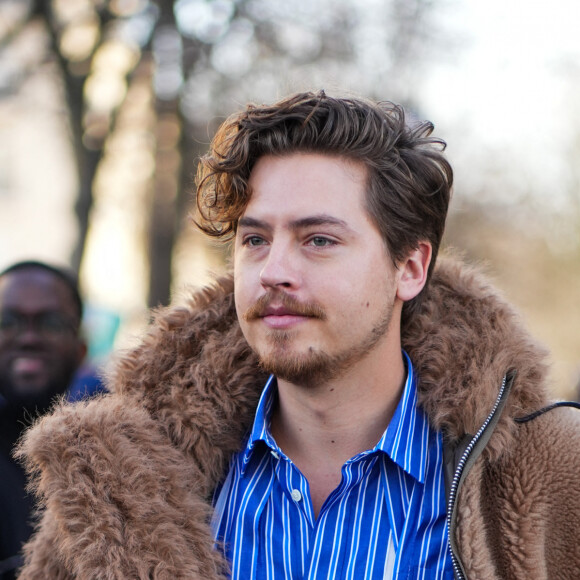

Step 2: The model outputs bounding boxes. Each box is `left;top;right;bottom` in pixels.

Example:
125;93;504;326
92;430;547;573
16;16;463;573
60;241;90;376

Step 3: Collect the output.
234;153;404;386
0;269;86;412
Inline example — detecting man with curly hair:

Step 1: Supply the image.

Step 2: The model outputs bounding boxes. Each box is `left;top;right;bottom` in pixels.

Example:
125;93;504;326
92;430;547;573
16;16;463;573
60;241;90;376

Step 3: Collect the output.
16;92;580;580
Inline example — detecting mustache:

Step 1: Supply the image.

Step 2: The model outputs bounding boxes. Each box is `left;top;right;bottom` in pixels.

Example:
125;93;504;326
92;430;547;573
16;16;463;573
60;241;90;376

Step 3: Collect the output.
243;292;326;321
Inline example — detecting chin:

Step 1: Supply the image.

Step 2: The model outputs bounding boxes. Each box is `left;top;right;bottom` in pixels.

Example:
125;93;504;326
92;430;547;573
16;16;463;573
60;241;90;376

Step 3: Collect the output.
257;347;339;387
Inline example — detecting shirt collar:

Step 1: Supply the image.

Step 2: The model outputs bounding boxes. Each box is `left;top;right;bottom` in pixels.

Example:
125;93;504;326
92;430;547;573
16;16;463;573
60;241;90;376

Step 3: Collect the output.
240;374;279;475
240;352;430;483
373;351;429;483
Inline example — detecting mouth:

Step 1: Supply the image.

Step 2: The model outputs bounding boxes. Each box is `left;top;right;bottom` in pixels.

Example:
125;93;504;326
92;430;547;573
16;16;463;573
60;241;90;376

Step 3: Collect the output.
261;305;306;317
244;294;326;329
260;310;312;329
11;356;48;378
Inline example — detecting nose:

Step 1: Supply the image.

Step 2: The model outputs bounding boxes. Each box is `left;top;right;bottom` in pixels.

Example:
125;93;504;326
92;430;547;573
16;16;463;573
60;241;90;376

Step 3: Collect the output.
259;241;299;290
14;323;45;347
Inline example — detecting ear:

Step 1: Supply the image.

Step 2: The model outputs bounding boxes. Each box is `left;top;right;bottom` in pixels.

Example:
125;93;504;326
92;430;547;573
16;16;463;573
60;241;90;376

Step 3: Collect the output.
76;338;88;366
396;242;432;302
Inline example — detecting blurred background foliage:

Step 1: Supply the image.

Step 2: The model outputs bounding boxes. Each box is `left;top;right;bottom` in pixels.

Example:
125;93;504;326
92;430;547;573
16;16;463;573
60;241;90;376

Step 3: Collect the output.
0;0;579;397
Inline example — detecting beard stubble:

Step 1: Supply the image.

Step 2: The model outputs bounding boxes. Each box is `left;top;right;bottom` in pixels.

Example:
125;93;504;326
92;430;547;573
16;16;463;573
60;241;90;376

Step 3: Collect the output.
243;292;395;387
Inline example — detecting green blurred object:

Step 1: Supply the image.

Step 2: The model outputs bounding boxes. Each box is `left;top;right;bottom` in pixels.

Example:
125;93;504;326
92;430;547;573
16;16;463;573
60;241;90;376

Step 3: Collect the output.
83;305;121;362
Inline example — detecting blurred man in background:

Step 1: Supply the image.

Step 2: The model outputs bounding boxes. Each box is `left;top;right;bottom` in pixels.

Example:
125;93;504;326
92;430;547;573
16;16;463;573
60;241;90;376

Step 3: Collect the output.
0;261;87;579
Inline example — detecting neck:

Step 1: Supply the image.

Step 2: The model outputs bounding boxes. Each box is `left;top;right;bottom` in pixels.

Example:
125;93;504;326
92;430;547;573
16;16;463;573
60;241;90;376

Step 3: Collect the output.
270;339;406;517
272;350;405;461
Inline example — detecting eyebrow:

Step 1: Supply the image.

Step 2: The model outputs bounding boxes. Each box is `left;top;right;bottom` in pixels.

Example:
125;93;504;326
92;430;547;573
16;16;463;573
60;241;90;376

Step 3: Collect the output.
238;214;350;233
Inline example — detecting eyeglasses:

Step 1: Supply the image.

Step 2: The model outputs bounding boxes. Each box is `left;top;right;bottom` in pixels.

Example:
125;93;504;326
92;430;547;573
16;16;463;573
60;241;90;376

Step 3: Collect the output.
0;311;79;340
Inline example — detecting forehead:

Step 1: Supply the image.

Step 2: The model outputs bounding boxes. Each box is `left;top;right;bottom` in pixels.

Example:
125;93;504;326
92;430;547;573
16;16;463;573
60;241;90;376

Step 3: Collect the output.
244;153;370;219
0;269;78;318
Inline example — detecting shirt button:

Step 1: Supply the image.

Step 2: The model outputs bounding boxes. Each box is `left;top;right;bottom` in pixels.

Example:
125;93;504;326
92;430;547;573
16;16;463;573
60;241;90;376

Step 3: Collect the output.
291;489;302;502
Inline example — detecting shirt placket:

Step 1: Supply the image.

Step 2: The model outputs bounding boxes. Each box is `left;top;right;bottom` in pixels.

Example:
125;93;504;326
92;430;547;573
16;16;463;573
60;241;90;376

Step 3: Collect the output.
303;455;378;580
274;452;315;527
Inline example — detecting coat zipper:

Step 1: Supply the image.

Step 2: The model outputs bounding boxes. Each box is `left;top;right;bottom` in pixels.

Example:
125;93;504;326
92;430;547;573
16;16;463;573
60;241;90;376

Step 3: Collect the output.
446;373;511;580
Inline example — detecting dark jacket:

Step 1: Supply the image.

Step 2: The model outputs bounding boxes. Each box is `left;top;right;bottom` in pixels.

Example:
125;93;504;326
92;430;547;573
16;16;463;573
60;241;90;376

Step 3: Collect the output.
15;257;580;579
0;412;34;580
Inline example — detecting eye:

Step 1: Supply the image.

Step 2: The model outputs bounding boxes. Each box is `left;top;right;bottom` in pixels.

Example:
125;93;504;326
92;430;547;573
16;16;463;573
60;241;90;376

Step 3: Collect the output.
39;313;71;335
308;236;335;247
0;312;19;332
242;235;267;247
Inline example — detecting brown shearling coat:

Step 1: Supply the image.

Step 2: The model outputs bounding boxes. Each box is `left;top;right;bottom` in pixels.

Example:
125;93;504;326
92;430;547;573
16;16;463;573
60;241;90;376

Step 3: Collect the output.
15;257;580;579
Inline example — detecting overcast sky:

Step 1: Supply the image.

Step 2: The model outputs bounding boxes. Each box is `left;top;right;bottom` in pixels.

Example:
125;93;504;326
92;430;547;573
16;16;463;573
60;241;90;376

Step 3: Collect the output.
423;0;580;211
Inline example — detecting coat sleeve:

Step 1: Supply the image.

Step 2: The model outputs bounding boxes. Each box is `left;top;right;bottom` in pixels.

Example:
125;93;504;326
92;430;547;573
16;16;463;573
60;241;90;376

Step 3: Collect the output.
15;396;227;580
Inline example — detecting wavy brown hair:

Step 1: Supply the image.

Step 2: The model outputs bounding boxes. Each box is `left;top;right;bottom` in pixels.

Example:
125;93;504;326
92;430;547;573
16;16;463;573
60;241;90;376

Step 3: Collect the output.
196;90;453;319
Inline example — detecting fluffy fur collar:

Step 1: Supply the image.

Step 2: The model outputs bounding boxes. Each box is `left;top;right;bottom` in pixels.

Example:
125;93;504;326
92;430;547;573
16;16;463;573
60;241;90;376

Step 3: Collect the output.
107;254;550;475
23;256;551;486
16;255;554;579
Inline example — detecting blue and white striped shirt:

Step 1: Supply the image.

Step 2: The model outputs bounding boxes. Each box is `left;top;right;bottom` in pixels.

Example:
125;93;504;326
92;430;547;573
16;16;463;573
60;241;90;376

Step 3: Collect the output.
212;352;453;579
